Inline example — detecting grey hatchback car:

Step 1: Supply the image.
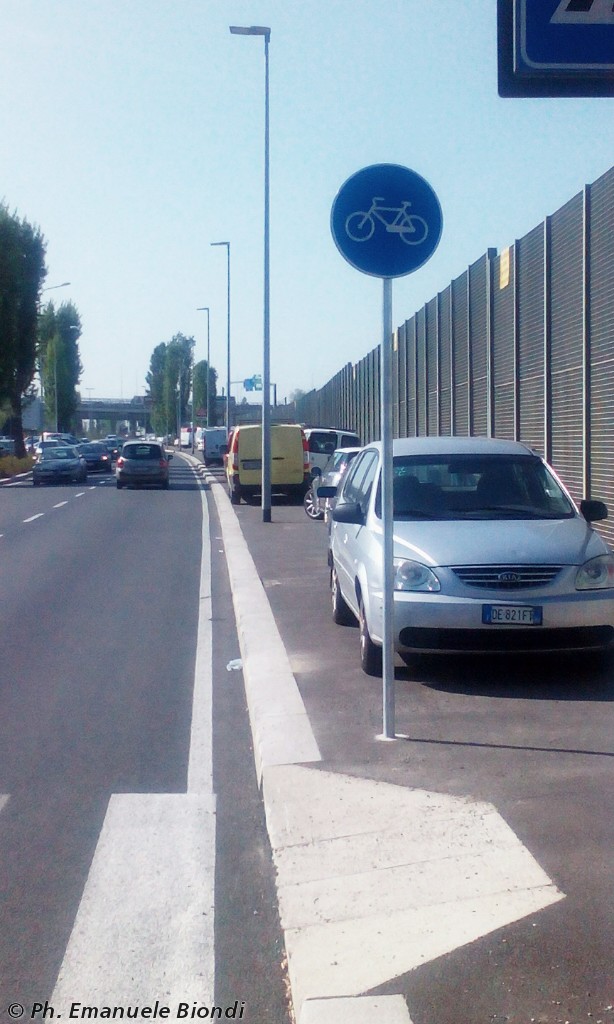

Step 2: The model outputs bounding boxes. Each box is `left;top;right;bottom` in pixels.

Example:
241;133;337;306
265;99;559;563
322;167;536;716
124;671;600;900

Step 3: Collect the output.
115;441;172;489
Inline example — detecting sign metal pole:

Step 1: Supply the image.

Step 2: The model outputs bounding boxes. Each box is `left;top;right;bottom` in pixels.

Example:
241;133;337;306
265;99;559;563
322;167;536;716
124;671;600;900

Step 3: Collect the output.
381;276;395;737
330;163;442;741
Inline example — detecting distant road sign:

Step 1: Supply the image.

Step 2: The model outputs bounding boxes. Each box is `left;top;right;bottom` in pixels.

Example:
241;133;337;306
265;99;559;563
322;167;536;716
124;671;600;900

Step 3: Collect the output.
499;0;614;96
330;164;442;279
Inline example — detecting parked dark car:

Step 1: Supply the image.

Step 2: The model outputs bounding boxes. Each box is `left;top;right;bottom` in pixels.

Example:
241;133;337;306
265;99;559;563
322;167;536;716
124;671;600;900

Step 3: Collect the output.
78;442;114;473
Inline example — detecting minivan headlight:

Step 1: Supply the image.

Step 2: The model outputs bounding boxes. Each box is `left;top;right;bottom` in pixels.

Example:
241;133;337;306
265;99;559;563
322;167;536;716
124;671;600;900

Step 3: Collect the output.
394;559;440;592
575;554;614;590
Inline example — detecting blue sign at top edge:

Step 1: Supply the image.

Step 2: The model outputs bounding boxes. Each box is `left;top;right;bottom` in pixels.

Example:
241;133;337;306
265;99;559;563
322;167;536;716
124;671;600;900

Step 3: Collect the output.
330;164;443;280
518;0;614;72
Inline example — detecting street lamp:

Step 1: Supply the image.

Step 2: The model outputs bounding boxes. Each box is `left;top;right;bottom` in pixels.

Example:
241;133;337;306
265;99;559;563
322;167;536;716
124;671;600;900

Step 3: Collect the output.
196;306;211;428
210;242;230;439
230;24;272;523
42;281;71;293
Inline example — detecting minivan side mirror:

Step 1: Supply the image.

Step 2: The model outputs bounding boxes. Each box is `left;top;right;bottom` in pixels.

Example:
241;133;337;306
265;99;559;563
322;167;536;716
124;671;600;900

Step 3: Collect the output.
311;466;322;479
331;502;365;526
580;498;608;522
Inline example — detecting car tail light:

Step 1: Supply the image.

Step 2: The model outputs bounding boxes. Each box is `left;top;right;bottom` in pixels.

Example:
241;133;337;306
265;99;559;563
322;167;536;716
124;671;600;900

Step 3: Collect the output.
117;456;125;467
159;459;167;468
229;431;239;472
301;431;310;474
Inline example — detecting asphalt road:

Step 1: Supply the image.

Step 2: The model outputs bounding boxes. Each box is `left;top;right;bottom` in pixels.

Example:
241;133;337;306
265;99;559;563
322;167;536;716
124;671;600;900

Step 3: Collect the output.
226;468;614;1024
0;461;289;1024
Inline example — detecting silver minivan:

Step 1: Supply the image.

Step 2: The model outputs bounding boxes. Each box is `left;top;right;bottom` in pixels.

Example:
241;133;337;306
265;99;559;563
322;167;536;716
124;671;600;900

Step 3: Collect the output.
322;436;614;675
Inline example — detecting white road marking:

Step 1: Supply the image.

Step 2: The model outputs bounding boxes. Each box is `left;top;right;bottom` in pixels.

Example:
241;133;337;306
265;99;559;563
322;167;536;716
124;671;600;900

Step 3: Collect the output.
53;501;69;508
75;492;85;497
23;513;44;523
52;472;216;1010
0;795;9;816
262;764;565;1014
300;996;412;1024
51;794;215;1008
188;478;214;794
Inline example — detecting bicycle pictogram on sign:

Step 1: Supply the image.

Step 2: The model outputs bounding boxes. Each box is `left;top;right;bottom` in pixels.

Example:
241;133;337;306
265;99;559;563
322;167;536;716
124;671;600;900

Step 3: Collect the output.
345;197;429;246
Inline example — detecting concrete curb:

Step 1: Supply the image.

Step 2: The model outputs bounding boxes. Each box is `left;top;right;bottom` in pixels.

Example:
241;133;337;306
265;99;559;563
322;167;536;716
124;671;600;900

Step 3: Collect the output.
185;455;321;782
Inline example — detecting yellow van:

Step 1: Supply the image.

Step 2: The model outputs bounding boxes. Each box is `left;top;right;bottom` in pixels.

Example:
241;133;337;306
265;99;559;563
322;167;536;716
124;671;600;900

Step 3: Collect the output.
225;424;310;505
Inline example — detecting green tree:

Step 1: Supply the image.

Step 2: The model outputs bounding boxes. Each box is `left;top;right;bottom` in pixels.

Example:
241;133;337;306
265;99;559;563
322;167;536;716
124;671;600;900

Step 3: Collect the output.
193;359;218;425
146;342;168;436
39;301;83;431
0;204;47;456
145;333;195;439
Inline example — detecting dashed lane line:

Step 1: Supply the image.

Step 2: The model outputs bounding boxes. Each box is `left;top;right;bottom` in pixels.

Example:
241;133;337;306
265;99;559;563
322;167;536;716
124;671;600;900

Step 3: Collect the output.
23;513;45;523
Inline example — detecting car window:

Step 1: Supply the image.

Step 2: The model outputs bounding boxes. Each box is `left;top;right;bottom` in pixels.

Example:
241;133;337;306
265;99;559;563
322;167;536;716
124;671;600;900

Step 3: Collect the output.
43;447;74;460
373;453;574;520
307;431;337;454
341;433;360;448
341;449;378;509
123;444;162;460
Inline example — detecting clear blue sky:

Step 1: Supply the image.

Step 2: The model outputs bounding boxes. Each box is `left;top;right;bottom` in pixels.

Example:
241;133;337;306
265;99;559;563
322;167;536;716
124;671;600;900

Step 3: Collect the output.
2;0;613;405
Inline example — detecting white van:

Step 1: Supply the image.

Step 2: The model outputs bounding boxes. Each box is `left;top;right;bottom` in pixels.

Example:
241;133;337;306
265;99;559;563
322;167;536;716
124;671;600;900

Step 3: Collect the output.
198;427;228;466
179;426;193;448
303;427;361;476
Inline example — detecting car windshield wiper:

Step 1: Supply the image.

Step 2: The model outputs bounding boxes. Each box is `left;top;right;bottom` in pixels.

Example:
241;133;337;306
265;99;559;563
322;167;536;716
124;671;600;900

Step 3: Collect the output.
462;505;558;519
394;508;441;519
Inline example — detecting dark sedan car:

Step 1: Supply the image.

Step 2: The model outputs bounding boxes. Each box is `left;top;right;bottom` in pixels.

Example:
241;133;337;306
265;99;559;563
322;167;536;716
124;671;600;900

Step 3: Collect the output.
32;446;88;486
78;442;114;473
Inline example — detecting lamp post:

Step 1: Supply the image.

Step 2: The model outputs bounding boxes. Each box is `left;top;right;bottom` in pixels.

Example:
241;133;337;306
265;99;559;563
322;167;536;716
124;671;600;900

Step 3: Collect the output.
196;306;211;427
210;243;230;439
230;24;272;523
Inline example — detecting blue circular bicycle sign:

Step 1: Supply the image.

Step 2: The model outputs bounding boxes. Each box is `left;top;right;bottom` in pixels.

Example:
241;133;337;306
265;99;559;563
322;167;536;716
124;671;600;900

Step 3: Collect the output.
331;163;443;278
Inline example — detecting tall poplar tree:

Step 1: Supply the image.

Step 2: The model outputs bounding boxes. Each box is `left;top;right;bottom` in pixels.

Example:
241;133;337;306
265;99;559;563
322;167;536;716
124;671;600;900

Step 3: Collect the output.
0;204;47;455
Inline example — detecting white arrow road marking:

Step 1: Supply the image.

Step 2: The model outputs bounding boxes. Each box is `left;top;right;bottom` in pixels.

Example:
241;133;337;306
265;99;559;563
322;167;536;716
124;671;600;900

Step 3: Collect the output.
51;479;216;1012
262;764;565;1015
300;995;412;1024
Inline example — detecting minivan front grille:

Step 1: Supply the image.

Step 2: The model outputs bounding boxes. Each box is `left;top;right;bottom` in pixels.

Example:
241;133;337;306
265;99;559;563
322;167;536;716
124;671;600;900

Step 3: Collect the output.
451;564;562;590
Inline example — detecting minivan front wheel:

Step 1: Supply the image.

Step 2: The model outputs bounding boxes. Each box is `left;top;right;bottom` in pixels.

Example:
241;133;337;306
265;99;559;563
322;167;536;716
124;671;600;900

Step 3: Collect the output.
359;598;382;676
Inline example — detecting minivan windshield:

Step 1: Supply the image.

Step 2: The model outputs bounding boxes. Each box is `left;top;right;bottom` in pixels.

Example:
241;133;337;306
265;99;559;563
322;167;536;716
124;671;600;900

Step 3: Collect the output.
375;454;575;521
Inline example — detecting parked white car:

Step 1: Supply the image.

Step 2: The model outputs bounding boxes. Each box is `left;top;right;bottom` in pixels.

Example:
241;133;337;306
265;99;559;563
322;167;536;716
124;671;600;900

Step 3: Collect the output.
321;436;614;675
303;427;361;476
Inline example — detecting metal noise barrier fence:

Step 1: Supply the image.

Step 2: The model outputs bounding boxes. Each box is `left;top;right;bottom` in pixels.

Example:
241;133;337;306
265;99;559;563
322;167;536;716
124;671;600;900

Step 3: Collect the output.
295;164;614;547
